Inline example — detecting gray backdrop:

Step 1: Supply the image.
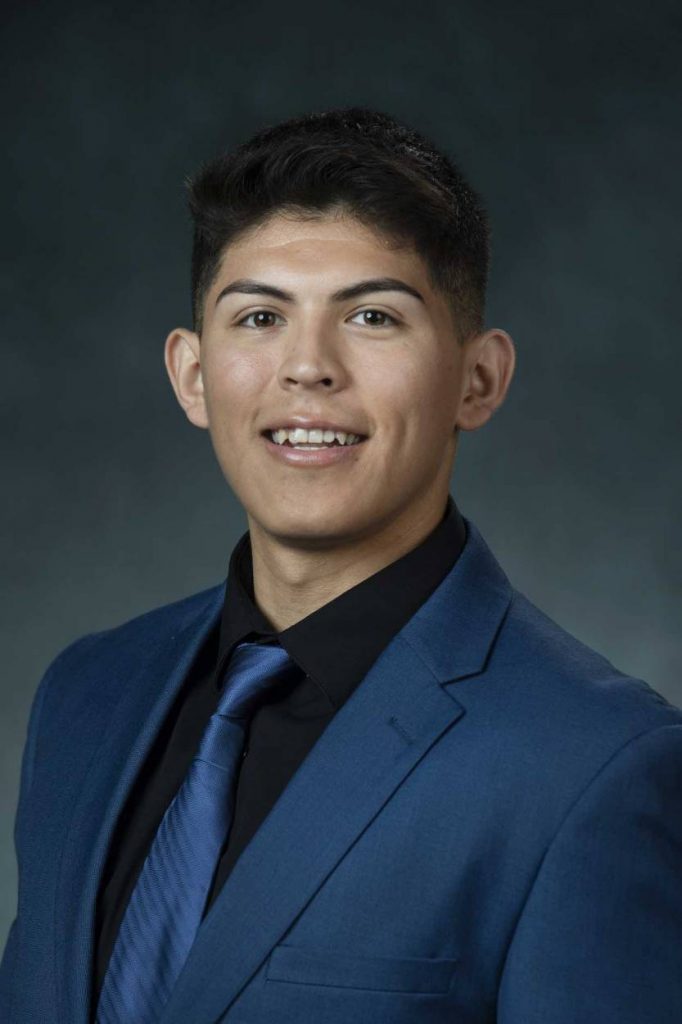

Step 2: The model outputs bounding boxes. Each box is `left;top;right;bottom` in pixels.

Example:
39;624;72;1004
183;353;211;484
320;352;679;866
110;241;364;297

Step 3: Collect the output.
2;0;681;948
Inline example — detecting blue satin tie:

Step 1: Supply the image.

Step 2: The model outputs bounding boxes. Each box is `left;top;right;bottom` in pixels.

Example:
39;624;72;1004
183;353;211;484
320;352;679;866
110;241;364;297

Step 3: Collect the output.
96;641;301;1024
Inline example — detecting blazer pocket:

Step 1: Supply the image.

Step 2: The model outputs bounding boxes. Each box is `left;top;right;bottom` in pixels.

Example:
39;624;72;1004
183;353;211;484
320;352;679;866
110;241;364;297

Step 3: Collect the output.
266;943;458;994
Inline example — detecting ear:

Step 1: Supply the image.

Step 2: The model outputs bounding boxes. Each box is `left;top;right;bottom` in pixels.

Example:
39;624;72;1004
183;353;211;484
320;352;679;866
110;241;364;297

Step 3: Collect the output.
164;327;209;429
456;328;516;432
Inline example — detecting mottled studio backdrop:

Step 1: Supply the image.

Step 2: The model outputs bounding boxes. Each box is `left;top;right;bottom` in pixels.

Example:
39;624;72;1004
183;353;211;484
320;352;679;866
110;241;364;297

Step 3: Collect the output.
2;0;681;947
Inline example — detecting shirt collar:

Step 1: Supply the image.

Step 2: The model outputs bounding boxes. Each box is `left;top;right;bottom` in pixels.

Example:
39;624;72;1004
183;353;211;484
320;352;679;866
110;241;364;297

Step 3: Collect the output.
217;495;467;710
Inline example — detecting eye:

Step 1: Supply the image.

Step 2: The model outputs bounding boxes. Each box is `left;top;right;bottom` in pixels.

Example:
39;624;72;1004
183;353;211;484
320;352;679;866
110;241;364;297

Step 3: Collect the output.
235;310;284;329
348;308;398;328
234;308;399;330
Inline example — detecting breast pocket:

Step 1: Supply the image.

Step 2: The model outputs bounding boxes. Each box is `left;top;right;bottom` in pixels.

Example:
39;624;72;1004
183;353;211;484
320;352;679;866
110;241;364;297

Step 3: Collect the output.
266;943;458;995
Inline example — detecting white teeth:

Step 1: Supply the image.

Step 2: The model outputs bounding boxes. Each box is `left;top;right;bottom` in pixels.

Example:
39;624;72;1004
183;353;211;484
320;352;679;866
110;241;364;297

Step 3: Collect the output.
268;428;363;446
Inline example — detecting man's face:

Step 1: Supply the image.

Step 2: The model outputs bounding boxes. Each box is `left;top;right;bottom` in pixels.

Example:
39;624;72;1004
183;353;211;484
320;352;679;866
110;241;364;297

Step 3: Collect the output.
169;212;479;549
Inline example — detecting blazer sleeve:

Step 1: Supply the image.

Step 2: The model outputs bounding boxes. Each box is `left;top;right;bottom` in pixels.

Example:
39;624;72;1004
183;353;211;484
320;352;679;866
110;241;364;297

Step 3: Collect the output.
497;722;682;1024
0;637;93;1016
0;664;52;1015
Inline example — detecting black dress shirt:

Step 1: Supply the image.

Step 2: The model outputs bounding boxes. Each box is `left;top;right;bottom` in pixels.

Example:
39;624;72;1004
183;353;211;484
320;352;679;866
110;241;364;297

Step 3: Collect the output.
92;495;467;1007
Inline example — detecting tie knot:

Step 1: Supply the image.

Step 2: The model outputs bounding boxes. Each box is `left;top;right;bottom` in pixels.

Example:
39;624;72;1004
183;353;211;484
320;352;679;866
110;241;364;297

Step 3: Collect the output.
216;641;301;721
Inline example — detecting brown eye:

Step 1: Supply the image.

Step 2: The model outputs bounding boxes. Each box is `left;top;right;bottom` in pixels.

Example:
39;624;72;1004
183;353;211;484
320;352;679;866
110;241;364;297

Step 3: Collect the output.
349;309;397;327
237;311;283;328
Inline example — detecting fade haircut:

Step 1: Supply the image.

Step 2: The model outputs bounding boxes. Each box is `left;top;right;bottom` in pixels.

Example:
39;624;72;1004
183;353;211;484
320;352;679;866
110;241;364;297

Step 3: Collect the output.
187;107;490;342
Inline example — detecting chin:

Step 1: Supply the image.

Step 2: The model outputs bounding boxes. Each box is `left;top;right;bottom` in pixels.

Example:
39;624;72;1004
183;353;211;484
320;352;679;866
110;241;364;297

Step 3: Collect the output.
252;505;372;548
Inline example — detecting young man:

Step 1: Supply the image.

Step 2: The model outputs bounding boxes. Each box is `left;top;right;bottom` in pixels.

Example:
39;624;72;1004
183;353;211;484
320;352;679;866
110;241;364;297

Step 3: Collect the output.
2;108;681;1024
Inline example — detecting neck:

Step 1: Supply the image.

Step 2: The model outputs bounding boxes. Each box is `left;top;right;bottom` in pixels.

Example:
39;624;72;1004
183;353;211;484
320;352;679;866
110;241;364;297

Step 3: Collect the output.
247;490;451;632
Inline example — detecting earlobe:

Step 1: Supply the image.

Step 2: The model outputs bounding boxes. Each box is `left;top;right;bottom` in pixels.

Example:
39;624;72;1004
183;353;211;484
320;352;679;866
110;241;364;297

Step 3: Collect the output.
163;327;209;429
456;329;516;432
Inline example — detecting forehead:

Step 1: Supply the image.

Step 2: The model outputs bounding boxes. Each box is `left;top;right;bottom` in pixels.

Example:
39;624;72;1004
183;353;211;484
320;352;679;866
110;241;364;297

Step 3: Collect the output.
214;211;431;285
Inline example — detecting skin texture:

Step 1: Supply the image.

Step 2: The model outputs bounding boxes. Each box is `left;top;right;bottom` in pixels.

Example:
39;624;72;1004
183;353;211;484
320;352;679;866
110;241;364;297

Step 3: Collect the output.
165;211;515;630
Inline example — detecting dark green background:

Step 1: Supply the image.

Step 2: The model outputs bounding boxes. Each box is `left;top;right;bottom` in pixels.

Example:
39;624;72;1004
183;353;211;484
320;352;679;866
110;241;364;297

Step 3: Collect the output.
2;0;681;945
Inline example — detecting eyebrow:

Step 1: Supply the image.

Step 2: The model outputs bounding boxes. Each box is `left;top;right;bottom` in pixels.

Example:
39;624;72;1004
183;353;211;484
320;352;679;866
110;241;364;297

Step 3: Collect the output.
214;276;425;308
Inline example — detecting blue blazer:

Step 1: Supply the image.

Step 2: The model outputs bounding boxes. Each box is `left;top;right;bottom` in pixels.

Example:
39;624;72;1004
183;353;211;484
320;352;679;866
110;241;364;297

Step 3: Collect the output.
2;516;681;1023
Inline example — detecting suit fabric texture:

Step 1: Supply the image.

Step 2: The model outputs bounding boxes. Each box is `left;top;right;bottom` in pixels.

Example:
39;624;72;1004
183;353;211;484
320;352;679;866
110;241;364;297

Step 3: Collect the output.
2;514;681;1023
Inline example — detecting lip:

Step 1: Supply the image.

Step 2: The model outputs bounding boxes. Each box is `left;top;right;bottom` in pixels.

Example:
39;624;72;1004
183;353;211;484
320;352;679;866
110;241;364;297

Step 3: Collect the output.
262;433;367;467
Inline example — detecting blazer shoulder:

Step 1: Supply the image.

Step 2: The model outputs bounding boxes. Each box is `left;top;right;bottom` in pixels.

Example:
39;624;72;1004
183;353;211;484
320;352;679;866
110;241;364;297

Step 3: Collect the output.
492;585;681;729
450;585;682;823
39;580;225;686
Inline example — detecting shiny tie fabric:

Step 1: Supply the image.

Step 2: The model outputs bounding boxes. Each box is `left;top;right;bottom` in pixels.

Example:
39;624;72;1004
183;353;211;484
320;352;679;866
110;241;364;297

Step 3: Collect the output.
96;641;301;1024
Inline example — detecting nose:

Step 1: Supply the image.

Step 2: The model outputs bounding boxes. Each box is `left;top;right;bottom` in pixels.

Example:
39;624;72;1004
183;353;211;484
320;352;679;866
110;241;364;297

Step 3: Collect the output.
276;321;350;393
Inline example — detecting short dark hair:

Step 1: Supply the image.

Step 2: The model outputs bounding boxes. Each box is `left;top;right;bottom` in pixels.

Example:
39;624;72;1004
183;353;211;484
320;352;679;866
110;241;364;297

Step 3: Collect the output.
187;107;490;342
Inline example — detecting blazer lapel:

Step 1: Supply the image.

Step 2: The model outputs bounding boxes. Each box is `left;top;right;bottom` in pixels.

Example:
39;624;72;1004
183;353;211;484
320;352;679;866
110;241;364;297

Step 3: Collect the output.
160;517;512;1024
55;584;226;1024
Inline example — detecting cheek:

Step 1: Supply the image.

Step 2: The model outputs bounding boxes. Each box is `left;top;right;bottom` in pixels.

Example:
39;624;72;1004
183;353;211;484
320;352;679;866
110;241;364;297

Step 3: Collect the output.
371;356;456;439
204;349;269;418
